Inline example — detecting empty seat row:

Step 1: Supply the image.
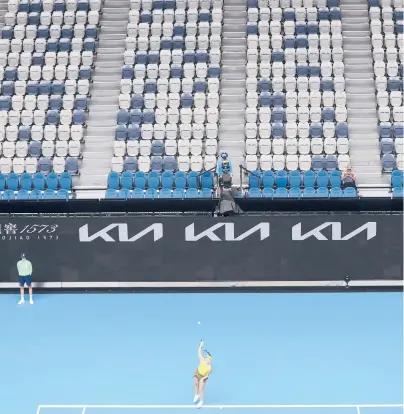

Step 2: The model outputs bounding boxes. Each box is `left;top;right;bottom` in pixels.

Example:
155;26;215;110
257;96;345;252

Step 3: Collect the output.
129;0;223;10
0;79;90;95
380;122;404;137
114;138;218;156
0;50;94;67
0;37;95;52
0;139;81;157
245;121;349;138
5;10;100;26
0;170;72;190
8;0;102;13
245;153;350;171
245;137;349;154
371;33;403;49
377;91;403;107
249;169;344;188
247;21;342;35
0;188;70;200
109;169;214;190
115;119;219;139
248;6;342;22
108;170;214;190
121;77;220;94
1;23;98;40
124;49;221;65
122;63;221;79
0;94;88;110
0;108;86;125
247;76;345;92
111;154;218;172
125;35;221;51
378;106;404;122
128;22;221;37
0;124;84;141
247;0;341;8
0;65;92;81
116;109;219;125
247;186;357;198
105;187;214;199
0;154;78;173
118;92;219;109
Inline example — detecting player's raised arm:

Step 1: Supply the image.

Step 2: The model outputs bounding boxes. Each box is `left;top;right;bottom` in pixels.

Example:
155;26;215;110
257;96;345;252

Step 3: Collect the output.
198;341;204;362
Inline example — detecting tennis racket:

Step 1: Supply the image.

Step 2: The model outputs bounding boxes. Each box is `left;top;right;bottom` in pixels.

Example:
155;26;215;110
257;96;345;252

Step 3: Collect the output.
200;341;212;359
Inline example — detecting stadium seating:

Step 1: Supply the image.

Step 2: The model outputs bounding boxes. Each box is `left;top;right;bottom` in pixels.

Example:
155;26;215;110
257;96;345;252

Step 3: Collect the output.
245;0;349;181
112;0;223;181
105;169;215;198
0;0;101;192
368;0;403;171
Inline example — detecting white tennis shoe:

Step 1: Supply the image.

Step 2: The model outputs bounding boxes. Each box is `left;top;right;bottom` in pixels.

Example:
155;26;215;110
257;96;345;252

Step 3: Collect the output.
29;297;34;305
193;394;200;403
197;401;203;409
18;298;25;305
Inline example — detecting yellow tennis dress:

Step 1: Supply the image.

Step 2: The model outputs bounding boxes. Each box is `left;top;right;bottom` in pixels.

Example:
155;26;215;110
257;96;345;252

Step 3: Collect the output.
194;361;212;381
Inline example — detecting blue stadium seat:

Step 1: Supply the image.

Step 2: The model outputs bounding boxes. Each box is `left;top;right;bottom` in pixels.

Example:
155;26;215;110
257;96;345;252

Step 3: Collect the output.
132;188;144;199
115;125;127;141
330;170;341;188
186;188;199;198
312;156;325;170
392;188;404;198
0;173;5;191
262;171;275;188
30;189;42;200
121;171;133;190
151;156;163;172
7;173;19;191
200;188;212;198
151;140;165;156
274;188;288;198
46;172;59;191
148;171;160;190
172;188;185;199
289;171;301;188
59;172;72;191
276;170;288;188
135;172;147;189
303;187;316;197
391;170;404;188
289;188;301;198
174;171;187;190
108;172;120;190
57;189;69;201
159;188;172;198
33;173;45;191
29;141;42;158
262;188;274;198
16;189;30;200
43;189;56;200
2;189;15;200
188;171;199;189
105;189;118;199
343;188;357;198
161;171;174;189
128;124;140;140
317;187;329;198
201;172;214;189
303;170;316;188
330;187;343;198
317;170;329;188
118;188;131;199
249;171;261;188
248;188;262;198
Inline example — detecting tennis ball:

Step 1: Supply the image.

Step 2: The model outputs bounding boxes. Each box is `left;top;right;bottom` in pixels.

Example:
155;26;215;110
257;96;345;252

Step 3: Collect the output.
197;321;201;324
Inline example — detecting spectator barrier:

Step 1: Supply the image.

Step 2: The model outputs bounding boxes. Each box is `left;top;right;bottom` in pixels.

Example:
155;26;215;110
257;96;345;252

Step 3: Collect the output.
0;214;402;289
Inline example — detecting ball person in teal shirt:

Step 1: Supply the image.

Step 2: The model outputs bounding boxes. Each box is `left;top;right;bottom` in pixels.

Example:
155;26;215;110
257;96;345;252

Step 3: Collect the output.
17;253;34;305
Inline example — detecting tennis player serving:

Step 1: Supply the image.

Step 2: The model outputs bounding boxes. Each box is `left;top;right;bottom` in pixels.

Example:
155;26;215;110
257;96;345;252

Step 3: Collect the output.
193;341;212;409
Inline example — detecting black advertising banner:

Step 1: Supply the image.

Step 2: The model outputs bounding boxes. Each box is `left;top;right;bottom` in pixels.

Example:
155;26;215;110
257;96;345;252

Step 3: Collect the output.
0;214;402;284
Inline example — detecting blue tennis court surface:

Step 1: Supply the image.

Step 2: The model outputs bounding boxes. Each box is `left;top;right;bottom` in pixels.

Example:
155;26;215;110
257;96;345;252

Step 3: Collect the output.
1;292;402;414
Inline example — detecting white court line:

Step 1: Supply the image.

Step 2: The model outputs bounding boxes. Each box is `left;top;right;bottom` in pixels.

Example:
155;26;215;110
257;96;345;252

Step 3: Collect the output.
36;406;42;414
82;408;86;414
357;407;361;414
37;404;404;409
